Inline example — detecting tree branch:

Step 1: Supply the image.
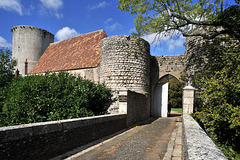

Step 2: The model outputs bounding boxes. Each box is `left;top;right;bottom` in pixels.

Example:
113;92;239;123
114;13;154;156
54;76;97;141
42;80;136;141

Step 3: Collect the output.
171;12;217;26
181;29;228;39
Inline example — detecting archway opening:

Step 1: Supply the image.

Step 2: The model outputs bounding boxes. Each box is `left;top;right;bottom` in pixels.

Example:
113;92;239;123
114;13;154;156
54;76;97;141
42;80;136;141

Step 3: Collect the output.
168;75;183;117
153;74;183;117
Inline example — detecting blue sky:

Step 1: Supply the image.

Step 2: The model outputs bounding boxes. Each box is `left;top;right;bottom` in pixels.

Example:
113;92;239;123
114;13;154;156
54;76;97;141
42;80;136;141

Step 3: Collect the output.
0;0;187;56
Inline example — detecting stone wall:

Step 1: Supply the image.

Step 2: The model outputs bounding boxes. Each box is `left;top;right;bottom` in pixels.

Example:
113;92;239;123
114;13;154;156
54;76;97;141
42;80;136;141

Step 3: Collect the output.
150;55;185;96
0;114;127;160
48;67;100;83
100;35;151;114
184;35;239;86
100;35;150;94
12;25;54;76
184;36;207;86
184;35;239;110
183;115;227;160
154;55;185;80
127;90;150;126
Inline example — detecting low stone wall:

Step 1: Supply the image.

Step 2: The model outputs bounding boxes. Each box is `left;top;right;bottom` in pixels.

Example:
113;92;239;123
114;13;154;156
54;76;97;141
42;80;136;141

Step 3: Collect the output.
183;115;227;160
0;114;127;160
127;90;150;126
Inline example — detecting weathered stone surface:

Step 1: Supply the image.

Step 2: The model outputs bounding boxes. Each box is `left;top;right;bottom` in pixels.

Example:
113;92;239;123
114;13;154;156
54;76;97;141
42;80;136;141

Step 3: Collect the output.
12;25;54;76
183;86;196;114
126;90;150;126
100;35;150;94
183;115;227;160
0;114;127;160
184;35;239;87
153;55;185;80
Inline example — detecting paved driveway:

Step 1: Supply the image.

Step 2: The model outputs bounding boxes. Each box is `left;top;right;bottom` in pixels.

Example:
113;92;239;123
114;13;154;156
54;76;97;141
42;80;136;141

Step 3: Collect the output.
64;114;182;160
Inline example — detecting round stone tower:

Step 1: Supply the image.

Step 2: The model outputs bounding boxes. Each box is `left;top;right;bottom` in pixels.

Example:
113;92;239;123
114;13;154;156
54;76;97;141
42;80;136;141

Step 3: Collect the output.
11;25;54;75
100;35;150;93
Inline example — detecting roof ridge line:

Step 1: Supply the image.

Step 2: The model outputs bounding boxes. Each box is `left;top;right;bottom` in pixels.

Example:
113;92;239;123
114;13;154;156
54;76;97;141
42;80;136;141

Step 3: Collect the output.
52;29;106;45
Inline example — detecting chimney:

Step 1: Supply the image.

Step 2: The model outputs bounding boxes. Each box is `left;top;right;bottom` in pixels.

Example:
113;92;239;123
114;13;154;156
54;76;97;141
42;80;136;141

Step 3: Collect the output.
25;59;28;75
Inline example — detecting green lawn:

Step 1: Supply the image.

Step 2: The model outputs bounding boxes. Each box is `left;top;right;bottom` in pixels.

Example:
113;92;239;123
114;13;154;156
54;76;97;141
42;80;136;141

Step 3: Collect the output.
171;108;183;113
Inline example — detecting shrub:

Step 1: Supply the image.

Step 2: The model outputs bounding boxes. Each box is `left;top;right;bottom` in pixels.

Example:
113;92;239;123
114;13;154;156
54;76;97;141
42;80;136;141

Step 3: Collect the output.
192;49;240;159
0;72;113;126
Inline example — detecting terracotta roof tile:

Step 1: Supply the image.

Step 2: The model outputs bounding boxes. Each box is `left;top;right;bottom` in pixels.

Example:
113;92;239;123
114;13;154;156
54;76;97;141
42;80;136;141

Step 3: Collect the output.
29;30;107;74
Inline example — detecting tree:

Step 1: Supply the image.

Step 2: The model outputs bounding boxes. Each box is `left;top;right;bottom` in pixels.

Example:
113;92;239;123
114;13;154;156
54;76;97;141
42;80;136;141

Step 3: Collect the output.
168;76;182;109
118;0;240;40
0;47;16;87
0;48;16;112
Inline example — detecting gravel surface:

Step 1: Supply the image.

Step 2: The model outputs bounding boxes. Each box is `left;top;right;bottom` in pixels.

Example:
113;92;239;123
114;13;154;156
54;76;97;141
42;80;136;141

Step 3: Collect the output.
69;116;181;160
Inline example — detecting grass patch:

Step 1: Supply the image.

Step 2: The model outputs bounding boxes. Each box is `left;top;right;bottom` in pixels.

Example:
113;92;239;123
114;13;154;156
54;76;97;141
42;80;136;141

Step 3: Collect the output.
171;108;182;113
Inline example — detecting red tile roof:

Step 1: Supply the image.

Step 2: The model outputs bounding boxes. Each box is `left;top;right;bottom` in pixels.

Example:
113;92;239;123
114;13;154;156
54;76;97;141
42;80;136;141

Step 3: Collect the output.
29;30;107;74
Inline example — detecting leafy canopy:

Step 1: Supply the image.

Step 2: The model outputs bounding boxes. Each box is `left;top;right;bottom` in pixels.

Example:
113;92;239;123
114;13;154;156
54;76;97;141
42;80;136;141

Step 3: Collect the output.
0;72;113;127
0;47;16;87
118;0;240;40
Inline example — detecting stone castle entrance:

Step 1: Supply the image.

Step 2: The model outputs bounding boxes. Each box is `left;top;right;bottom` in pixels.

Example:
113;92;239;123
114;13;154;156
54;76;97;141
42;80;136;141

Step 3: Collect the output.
151;55;185;117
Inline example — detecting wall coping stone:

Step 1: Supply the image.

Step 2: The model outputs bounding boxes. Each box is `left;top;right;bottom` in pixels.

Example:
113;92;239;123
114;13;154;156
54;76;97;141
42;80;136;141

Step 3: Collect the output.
0;114;127;143
183;85;196;90
183;115;227;160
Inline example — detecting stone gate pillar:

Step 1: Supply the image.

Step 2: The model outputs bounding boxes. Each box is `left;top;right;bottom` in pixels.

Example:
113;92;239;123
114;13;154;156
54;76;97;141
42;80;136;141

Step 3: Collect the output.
183;85;196;114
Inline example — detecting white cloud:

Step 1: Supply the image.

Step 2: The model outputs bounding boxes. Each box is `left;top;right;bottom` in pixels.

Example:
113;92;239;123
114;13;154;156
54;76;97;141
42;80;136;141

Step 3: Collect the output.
25;4;35;15
39;0;63;19
142;33;185;52
0;36;11;48
142;33;162;45
167;35;185;51
142;33;173;45
55;12;63;19
88;1;109;10
106;22;123;32
56;27;80;41
0;0;23;15
104;18;123;32
104;18;113;24
40;0;62;10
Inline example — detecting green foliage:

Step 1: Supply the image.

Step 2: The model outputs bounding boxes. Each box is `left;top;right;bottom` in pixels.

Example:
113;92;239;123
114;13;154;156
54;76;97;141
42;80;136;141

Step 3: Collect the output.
192;44;240;159
0;72;113;127
193;36;238;88
118;0;239;39
168;76;183;109
0;47;16;88
171;108;182;113
0;47;17;113
214;5;240;38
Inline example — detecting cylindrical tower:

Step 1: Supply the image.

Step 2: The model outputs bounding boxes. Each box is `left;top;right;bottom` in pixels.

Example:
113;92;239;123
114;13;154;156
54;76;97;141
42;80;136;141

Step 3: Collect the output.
11;25;54;75
100;35;150;93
